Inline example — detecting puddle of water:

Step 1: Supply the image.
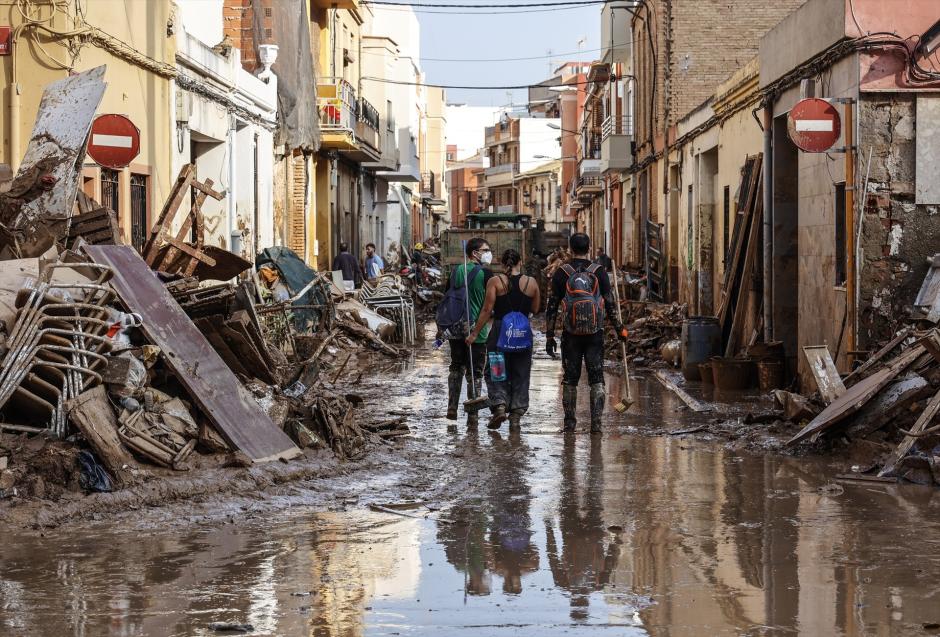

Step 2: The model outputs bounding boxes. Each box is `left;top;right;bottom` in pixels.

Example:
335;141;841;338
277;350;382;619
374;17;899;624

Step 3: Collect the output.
4;331;940;635
4;432;940;636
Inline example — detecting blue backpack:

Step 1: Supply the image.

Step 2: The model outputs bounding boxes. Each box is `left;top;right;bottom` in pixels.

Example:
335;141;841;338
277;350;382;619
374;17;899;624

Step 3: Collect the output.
496;311;533;351
435;264;482;339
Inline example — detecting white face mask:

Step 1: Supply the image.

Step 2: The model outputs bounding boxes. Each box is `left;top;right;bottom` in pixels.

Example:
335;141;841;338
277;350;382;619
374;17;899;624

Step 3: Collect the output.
479;251;493;265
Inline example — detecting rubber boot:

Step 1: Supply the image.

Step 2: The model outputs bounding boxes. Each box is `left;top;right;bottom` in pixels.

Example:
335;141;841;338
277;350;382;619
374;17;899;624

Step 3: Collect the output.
466;377;483;428
589;383;606;434
562;385;578;432
488;404;508;429
446;371;462;420
508;410;523;431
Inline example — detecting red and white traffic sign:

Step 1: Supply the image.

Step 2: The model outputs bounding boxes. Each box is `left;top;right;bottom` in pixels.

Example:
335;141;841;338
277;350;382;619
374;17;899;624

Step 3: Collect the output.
87;114;140;169
787;98;841;153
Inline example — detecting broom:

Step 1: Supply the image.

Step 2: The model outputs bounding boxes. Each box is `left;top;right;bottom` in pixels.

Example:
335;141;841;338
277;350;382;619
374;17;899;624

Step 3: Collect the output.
611;262;635;413
461;241;488;414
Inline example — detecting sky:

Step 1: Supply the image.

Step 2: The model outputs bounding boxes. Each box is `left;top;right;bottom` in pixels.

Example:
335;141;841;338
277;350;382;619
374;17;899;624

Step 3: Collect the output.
417;2;602;107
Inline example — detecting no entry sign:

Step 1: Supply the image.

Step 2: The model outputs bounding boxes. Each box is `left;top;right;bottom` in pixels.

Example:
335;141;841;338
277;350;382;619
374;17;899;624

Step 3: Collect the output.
787;98;841;153
87;114;140;169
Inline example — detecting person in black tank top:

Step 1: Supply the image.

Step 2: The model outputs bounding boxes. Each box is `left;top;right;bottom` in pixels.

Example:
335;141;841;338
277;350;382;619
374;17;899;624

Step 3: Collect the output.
467;249;541;431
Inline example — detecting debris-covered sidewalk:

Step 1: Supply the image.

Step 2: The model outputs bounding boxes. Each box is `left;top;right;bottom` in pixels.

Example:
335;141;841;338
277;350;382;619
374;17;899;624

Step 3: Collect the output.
0;68;414;519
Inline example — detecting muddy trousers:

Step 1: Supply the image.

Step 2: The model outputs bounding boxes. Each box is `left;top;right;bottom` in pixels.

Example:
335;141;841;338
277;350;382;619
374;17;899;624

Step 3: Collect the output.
560;332;606;431
448;340;486;419
485;347;533;419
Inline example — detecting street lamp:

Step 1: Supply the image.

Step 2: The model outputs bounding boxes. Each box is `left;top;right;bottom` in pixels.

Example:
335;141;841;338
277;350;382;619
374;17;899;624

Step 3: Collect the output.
547;122;581;136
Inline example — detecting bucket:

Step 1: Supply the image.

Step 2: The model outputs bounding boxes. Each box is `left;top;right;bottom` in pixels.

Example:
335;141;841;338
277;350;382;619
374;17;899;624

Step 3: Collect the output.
698;361;714;385
681;317;721;381
712;358;757;391
757;359;785;391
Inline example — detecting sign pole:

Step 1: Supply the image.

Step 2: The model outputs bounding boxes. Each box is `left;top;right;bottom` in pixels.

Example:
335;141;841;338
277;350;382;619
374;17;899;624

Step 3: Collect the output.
845;100;855;372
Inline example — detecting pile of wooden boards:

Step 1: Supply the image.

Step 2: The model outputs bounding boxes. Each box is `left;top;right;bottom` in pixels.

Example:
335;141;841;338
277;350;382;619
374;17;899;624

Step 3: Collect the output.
788;328;940;483
610;300;686;365
716;154;763;357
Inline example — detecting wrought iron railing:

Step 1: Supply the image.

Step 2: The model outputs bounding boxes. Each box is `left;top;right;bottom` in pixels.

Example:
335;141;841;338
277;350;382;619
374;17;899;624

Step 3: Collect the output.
602;115;634;139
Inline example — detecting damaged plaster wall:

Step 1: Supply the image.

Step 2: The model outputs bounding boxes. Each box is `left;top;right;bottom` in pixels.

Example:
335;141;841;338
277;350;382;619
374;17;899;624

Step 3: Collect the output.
858;94;940;347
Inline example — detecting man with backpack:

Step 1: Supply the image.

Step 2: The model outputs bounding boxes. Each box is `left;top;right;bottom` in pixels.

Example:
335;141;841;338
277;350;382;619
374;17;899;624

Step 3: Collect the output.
436;237;493;426
545;233;628;434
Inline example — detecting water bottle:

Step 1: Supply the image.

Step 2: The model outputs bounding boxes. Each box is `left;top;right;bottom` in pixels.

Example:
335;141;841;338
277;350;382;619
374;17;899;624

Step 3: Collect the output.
488;351;507;382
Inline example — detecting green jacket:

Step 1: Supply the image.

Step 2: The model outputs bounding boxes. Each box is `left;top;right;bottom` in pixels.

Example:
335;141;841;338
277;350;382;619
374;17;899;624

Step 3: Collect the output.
453;262;489;344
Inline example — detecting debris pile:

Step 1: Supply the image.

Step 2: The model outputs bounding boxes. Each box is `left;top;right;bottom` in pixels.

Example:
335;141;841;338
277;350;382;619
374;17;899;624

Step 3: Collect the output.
0;68;408;504
607;300;686;367
781;328;940;484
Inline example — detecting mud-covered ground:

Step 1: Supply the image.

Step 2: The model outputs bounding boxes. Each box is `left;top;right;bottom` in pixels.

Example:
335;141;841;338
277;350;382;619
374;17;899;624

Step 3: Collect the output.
0;326;874;532
4;329;939;635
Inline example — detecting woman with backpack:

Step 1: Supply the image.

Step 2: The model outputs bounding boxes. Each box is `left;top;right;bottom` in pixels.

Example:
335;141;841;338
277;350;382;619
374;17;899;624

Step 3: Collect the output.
466;248;540;431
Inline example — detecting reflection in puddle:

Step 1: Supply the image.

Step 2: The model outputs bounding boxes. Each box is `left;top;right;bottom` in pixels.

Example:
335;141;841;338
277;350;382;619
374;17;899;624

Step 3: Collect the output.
3;338;940;636
3;431;940;636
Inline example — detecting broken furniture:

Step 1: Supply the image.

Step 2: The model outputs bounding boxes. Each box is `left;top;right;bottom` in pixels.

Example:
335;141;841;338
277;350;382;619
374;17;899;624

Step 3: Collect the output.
142;163;224;276
84;244;300;463
356;275;417;345
66;192;121;249
0;258;115;437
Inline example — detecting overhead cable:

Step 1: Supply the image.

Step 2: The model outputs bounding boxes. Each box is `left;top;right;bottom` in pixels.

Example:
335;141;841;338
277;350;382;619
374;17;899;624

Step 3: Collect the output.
363;0;606;7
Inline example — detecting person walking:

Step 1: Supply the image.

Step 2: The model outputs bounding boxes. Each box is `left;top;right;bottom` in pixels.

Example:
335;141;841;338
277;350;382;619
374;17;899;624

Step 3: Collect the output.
364;243;384;280
467;248;540;431
441;237;493;427
545;233;628;434
594;247;613;272
332;242;363;290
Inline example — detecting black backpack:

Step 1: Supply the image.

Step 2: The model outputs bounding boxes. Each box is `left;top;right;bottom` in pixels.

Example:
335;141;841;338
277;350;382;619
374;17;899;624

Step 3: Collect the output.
435;265;482;339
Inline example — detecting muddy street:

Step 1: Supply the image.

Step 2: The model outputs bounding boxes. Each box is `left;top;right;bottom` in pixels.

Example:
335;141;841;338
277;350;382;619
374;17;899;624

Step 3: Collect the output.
3;336;940;636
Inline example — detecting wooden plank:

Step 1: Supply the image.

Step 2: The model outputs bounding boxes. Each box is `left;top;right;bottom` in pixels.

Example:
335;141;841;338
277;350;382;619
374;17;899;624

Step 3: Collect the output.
653;370;713;413
788;344;925;446
803;345;847;404
67;385;137;486
879;386;940;477
724;186;762;357
717;155;761;324
84;245;300;463
843;326;912;387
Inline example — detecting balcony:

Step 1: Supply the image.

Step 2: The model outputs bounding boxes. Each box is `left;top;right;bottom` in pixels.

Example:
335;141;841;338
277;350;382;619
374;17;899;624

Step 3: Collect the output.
318;78;358;151
420;171;437;198
600;116;634;174
354;97;382;162
575;175;603;199
485;123;518;147
483;162;517;188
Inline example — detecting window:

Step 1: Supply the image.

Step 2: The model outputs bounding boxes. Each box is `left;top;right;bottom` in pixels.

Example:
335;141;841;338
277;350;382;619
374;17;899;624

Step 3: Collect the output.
130;173;149;252
723;185;731;262
101;168;120;215
835;182;846;286
386;100;394;132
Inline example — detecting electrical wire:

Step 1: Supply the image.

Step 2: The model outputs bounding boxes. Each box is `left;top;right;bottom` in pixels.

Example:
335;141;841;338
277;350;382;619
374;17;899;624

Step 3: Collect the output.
362;0;606;7
361;42;633;63
373;3;589;13
362;75;621;89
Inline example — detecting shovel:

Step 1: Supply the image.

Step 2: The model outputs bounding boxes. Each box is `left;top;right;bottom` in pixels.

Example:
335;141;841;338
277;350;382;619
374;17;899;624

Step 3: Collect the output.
460;241;488;414
611;263;635;413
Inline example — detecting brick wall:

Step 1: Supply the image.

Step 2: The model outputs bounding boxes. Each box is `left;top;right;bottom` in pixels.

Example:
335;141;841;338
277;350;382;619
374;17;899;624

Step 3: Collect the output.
633;0;807;153
222;0;275;73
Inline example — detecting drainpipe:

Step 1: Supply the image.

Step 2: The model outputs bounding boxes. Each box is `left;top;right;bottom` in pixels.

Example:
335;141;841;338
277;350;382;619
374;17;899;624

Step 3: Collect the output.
228;120;239;256
762;104;773;342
